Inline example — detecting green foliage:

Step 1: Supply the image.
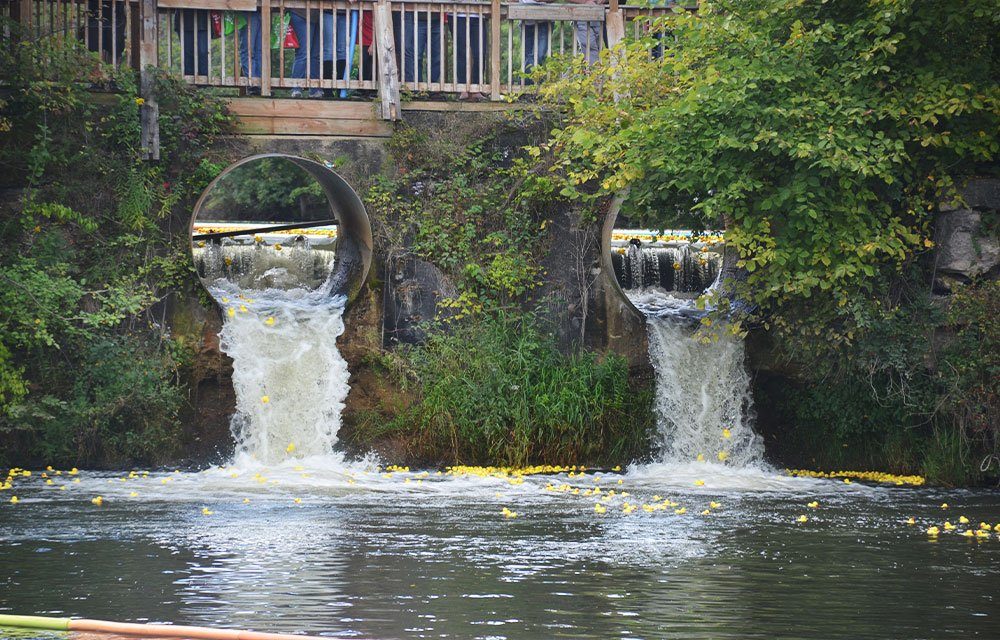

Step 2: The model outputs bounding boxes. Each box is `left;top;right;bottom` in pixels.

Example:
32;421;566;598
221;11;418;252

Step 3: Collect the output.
535;0;999;330
198;157;327;220
368;125;554;310
760;279;999;484
0;27;237;466
358;313;652;466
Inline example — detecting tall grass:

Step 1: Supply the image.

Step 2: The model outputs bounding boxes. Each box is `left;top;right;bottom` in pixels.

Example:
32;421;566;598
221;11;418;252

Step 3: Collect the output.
358;312;652;467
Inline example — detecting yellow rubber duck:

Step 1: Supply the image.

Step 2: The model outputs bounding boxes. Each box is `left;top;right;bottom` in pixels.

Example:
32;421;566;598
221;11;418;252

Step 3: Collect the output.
594;503;607;514
293;498;302;504
129;491;138;498
906;517;915;525
201;507;213;515
91;496;103;506
9;496;18;504
722;428;732;439
261;396;270;404
701;509;711;515
717;452;729;462
227;307;236;318
994;524;1000;532
807;501;819;508
843;478;851;484
980;522;991;530
696;454;705;462
709;501;721;509
940;503;949;509
926;526;940;536
501;507;518;518
961;530;975;537
264;317;275;326
943;521;956;530
675;507;687;515
694;480;705;487
958;515;969;524
243;498;251;504
797;515;808;523
69;468;78;475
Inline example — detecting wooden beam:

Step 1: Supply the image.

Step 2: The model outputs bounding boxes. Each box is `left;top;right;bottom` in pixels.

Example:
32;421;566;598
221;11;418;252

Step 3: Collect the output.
374;0;401;121
156;0;256;10
139;0;160;160
130;0;142;71
14;0;33;35
261;0;272;96
490;0;501;100
236;115;393;136
507;5;605;22
226;97;378;119
606;9;625;47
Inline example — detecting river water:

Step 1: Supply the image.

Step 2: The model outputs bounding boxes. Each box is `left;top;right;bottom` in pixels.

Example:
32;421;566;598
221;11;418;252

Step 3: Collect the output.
2;462;999;639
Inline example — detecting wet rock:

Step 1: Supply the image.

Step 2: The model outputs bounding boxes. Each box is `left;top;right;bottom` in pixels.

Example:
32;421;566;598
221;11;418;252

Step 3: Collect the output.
384;254;457;345
934;179;1000;283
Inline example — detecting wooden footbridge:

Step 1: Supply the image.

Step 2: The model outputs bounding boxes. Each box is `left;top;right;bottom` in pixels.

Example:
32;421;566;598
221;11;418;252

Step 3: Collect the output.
3;0;687;151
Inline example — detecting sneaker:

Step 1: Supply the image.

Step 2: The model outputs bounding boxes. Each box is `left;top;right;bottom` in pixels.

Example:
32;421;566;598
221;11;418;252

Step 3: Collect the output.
308;88;324;99
290;87;303;98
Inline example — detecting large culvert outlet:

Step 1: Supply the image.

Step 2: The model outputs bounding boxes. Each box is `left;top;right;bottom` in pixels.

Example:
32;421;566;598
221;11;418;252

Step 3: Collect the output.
190;154;372;304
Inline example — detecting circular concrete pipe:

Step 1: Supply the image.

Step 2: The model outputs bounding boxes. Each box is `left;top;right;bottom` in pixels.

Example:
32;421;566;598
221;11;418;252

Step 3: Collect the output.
190;153;373;305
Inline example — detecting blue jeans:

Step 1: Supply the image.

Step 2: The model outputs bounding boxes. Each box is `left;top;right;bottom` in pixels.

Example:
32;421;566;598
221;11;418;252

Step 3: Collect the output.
238;12;262;79
523;22;549;77
393;11;441;83
175;10;209;76
453;16;484;85
289;11;348;80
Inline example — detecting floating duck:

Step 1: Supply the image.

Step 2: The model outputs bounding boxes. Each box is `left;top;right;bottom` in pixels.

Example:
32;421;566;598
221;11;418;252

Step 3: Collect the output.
594;503;607;514
91;496;103;506
202;507;213;516
943;521;956;530
709;501;721;509
797;515;808;523
926;526;940;536
129;491;138;498
980;522;991;530
940;503;949;509
807;501;819;509
722;429;732;439
293;498;302;504
243;498;250;504
994;524;1000;532
717;452;729;462
9;496;18;504
696;454;705;462
227;307;236;318
675;507;687;515
622;503;637;514
701;509;711;515
843;479;851;484
69;468;78;475
264;317;275;326
694;480;705;487
961;530;975;537
906;517;915;525
45;479;53;485
975;529;990;539
959;515;969;524
501;507;518;518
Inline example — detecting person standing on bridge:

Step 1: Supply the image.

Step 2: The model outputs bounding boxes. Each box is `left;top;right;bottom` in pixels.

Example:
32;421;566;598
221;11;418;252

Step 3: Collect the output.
563;0;606;64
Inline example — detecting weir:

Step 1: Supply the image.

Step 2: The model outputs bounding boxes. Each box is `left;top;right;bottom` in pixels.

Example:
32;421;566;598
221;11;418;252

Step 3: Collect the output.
191;154;371;464
604;223;764;467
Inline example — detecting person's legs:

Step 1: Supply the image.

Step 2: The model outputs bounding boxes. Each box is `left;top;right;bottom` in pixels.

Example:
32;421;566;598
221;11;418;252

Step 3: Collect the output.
419;12;441;84
523;22;549;80
195;19;210;76
575;20;600;64
289;11;308;90
238;11;263;90
394;11;421;83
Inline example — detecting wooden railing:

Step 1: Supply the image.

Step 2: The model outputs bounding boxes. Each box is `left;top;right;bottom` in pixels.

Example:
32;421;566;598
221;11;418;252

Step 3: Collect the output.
6;0;687;98
4;0;688;153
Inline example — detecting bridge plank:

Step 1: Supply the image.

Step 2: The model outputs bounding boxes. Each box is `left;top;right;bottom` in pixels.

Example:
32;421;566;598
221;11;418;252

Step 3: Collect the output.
237;115;393;137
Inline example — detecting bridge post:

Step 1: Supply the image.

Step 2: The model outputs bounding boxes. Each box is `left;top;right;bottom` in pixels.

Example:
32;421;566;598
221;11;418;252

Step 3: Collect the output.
490;0;500;100
374;0;401;120
139;0;160;159
260;0;272;96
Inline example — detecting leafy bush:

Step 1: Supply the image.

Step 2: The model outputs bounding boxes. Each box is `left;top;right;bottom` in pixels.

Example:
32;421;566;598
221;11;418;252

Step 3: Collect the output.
355;313;652;467
0;25;236;466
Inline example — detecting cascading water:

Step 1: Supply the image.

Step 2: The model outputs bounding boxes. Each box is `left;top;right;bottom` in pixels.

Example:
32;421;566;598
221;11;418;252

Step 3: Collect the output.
614;234;764;468
645;318;763;466
194;240;351;465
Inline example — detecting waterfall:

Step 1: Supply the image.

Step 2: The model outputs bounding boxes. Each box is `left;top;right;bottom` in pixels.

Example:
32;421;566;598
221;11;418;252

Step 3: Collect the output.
196;239;351;466
615;235;764;468
645;318;763;467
